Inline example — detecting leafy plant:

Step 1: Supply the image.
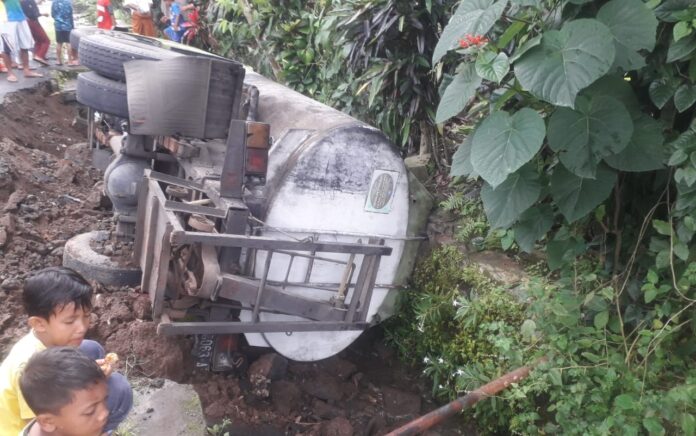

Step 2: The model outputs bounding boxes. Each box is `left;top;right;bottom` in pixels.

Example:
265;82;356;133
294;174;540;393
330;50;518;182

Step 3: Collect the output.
391;3;696;432
327;0;458;151
206;418;231;436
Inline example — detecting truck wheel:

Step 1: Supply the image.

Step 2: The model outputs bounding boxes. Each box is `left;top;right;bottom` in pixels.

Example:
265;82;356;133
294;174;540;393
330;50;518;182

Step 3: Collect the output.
63;231;142;287
70;26;102;51
78;33;180;81
76;71;129;118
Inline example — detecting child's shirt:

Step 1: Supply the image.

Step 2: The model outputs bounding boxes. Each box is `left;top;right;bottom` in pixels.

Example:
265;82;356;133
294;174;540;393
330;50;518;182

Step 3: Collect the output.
50;0;72;31
19;419;37;436
0;332;46;436
2;0;26;22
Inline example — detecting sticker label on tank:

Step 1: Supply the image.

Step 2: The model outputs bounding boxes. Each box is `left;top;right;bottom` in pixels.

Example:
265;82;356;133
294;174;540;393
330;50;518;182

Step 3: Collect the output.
365;169;399;214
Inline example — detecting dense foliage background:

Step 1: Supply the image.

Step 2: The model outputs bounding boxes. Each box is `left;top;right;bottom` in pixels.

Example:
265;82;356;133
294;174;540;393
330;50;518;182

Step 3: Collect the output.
206;0;696;433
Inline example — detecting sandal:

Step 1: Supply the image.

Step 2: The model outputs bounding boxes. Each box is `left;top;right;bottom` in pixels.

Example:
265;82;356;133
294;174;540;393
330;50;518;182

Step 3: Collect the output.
7;75;18;82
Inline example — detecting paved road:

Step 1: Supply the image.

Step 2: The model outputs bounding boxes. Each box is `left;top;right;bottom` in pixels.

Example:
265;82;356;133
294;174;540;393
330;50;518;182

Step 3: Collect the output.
0;62;55;105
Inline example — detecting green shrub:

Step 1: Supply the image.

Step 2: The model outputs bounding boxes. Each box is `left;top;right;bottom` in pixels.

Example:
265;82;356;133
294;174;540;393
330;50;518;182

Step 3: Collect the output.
384;246;535;433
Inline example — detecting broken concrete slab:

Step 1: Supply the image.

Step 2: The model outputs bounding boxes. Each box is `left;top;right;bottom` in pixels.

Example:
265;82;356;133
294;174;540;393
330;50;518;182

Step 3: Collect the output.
468;250;529;287
404;154;430;183
118;379;206;436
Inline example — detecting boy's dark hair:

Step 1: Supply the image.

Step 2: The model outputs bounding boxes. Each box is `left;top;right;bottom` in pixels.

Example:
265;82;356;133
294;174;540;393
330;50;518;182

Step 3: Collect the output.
23;267;93;319
19;347;106;415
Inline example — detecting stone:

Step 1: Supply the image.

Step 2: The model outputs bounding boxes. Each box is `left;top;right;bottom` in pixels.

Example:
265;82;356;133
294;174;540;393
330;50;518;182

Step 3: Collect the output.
381;386;421;419
0;214;16;233
320;417;353;436
50;247;64;257
468;250;529;287
55;160;76;183
203;399;227;420
120;380;206;436
84;181;110;210
133;294;152;320
319;357;357;381
249;353;288;382
271;380;303;415
0;227;7;248
300;372;343;402
312;399;347;420
64;143;89;165
0;278;21;290
3;191;25;212
404;154;430;183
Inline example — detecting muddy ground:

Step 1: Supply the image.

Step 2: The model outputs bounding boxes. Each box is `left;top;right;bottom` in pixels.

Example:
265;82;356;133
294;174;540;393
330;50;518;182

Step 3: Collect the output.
0;84;468;435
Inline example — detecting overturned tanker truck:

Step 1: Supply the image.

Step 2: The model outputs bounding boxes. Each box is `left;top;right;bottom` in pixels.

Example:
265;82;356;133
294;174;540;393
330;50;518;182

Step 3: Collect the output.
67;31;432;362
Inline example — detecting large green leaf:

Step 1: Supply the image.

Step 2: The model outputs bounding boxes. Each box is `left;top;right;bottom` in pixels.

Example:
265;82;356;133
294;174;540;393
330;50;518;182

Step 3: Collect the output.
547;96;634;178
649;79;678;109
604;115;666;172
675;84;696;112
435;63;482;123
515;19;615;107
432;0;508;64
510;35;541;63
471;108;546;187
475;51;510;83
546;235;586;270
583;75;641;117
551;164;617;223
450;135;475;177
480;164;542;229
597;0;658;71
655;0;696;22
513;204;554;252
667;34;696;62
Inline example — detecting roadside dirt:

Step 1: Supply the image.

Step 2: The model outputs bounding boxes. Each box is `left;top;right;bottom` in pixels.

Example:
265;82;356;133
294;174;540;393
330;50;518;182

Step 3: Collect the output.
0;84;468;435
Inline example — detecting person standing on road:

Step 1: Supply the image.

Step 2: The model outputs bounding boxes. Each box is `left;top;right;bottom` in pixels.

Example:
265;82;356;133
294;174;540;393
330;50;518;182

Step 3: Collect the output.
51;0;77;66
20;0;49;66
96;0;114;30
125;0;154;36
0;0;42;81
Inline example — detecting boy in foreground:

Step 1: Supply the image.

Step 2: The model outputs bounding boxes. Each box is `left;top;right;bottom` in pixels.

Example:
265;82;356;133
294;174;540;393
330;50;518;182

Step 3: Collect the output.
0;267;132;435
19;347;109;436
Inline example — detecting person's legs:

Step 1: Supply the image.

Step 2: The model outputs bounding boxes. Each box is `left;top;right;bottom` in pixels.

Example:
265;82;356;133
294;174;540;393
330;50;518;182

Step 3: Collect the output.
56;41;63;64
27;19;49;62
15;21;41;77
1;52;17;81
102;373;133;433
142;17;156;37
78;339;106;360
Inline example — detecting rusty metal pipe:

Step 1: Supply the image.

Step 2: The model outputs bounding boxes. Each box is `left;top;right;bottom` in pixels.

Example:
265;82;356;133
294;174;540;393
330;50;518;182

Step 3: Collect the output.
385;360;544;435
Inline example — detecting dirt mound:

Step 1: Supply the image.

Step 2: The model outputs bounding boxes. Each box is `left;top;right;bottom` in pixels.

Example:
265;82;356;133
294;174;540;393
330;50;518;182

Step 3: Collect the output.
0;83;85;157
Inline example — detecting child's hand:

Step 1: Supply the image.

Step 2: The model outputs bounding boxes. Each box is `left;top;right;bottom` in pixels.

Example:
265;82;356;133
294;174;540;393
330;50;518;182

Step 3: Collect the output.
96;359;113;377
97;352;118;377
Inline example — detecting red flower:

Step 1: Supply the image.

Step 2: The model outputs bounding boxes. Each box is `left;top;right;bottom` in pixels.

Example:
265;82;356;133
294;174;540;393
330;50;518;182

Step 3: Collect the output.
459;34;490;48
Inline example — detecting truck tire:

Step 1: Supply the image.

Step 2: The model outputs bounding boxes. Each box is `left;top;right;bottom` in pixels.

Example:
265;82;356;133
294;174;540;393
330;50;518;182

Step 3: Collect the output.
70;26;102;51
78;33;180;81
63;231;142;287
76;71;129;118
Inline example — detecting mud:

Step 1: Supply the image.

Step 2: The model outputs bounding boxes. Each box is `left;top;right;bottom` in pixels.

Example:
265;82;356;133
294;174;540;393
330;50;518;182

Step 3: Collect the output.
0;85;469;435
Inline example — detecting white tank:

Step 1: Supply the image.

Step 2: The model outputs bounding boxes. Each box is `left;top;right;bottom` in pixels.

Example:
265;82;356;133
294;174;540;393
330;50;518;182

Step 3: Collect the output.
237;72;427;361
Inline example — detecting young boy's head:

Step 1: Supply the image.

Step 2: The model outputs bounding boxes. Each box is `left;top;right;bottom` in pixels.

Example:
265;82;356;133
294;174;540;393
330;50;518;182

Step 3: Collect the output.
23;267;93;347
20;347;109;436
